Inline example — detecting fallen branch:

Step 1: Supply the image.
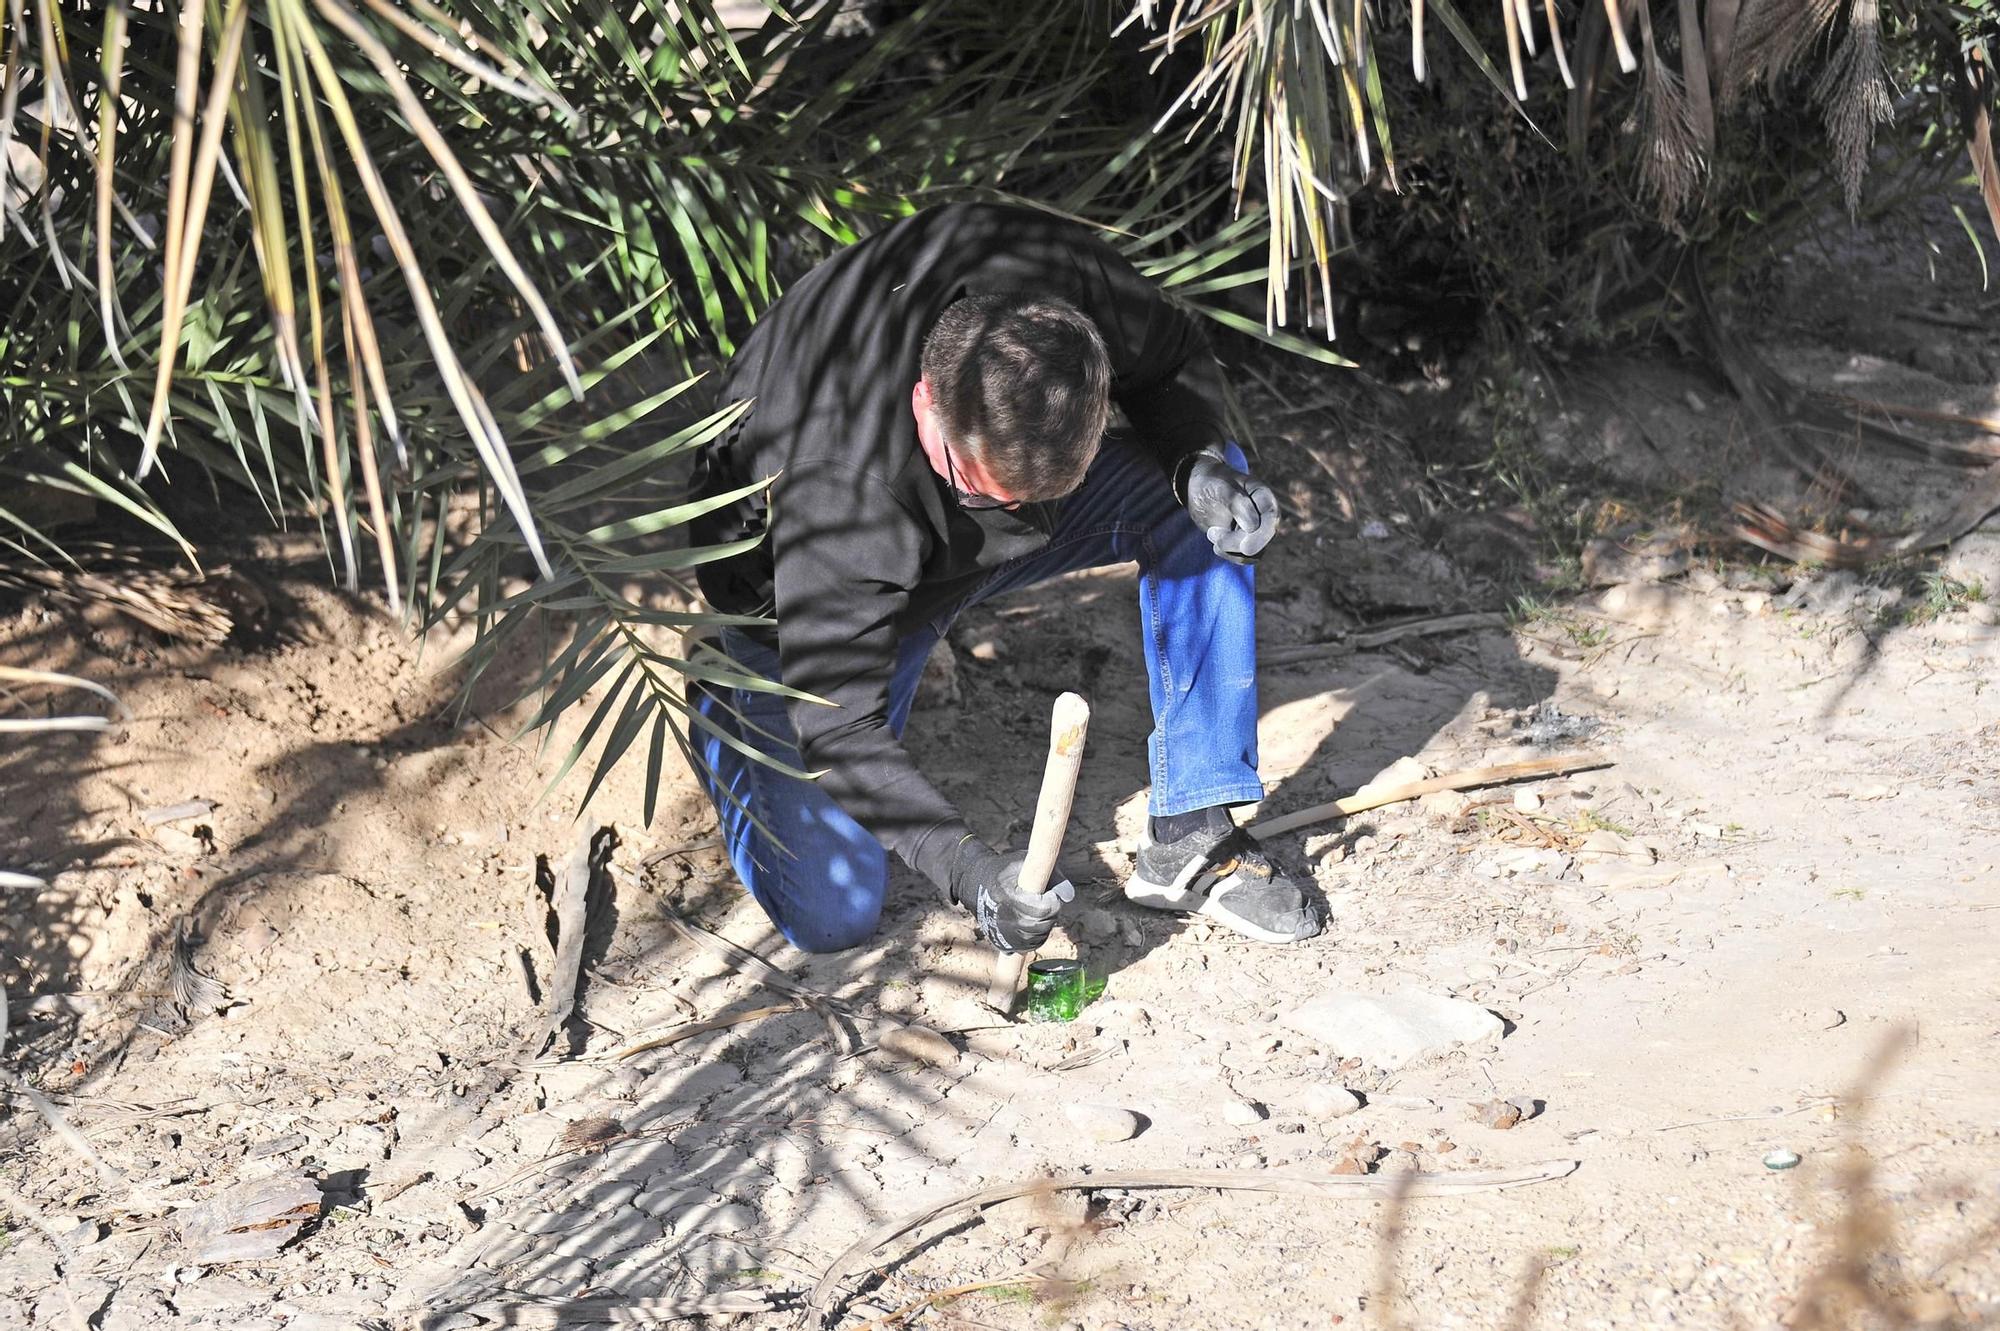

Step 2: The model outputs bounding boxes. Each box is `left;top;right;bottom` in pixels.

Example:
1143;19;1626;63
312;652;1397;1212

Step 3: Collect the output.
851;1271;1051;1331
1247;754;1613;839
613;1003;800;1061
452;1290;792;1326
1731;460;2000;568
1263;612;1508;667
808;1161;1581;1326
1821;393;2000;444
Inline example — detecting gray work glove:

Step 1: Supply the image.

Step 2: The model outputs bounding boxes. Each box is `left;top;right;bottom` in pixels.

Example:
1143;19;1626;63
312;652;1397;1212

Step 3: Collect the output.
948;839;1075;954
1180;444;1278;564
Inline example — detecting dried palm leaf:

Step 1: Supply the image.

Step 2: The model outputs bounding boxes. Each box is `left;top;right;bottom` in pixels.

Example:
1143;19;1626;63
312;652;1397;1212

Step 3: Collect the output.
1725;0;1843;103
1811;0;1893;213
171;919;234;1017
1631;0;1704;223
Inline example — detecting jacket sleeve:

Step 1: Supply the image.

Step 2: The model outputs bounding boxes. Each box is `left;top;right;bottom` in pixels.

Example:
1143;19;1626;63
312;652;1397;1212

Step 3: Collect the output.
1067;235;1231;471
765;458;973;893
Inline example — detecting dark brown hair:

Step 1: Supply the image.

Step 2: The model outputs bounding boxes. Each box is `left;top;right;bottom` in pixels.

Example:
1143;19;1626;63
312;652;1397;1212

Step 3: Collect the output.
919;292;1111;500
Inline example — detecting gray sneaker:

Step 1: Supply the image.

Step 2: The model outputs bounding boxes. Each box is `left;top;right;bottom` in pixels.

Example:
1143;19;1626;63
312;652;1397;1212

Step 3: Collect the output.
1124;822;1322;943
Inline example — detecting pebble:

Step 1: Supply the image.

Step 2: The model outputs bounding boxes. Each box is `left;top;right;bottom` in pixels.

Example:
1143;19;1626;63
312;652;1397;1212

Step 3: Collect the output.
1063;1102;1143;1144
1512;789;1543;813
1221;1097;1266;1127
1763;1149;1801;1171
1300;1085;1362;1121
1471;1099;1523;1130
1379;1148;1422;1174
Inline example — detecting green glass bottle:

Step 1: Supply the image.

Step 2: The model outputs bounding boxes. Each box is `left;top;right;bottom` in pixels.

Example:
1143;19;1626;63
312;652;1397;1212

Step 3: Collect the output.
1024;959;1091;1022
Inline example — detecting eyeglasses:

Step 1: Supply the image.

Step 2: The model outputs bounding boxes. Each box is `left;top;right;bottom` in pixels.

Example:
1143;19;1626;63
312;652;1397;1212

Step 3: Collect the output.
939;442;1020;511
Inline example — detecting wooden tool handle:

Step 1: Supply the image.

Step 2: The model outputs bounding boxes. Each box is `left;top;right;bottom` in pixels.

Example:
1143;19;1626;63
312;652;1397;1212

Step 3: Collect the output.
985;692;1091;1009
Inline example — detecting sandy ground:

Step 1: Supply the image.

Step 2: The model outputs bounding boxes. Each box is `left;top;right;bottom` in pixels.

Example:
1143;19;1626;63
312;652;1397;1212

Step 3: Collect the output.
4;211;2000;1331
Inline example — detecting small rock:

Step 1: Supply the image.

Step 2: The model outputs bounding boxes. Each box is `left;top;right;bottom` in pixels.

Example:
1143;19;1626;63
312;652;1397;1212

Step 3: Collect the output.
878;1024;958;1068
1419;790;1472;819
1075;906;1119;942
1379;1149;1422;1174
1283;991;1506;1069
1594;582;1689;626
1301;1085;1362;1121
1582;537;1692;589
1329;1154;1368;1175
1221;1098;1266;1127
1507;1096;1544;1121
1490;846;1569;877
1471;1099;1522;1130
1512;789;1543;813
1763;1148;1801;1171
1063;1103;1143;1144
967;639;1003;662
1358;756;1431;795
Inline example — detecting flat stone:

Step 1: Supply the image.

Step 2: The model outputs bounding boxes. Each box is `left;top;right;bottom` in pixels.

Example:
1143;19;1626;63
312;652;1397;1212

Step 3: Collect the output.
1300;1085;1362;1121
175;1173;323;1265
1063;1102;1143;1144
1281;991;1506;1070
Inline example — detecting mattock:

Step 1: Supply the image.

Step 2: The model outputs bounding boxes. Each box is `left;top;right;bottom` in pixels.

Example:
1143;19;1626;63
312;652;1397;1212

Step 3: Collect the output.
985;691;1091;1011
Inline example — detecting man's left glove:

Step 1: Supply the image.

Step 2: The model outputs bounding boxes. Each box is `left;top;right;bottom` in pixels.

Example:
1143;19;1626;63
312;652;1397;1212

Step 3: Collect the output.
948;839;1075;954
1179;444;1278;564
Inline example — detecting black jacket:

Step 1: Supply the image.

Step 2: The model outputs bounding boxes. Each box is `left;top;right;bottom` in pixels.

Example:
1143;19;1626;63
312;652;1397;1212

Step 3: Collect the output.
689;202;1228;890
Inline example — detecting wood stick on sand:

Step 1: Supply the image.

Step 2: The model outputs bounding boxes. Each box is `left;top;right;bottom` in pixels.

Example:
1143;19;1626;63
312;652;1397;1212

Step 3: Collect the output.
809;1160;1582;1325
985;692;1091;1011
1248;752;1612;839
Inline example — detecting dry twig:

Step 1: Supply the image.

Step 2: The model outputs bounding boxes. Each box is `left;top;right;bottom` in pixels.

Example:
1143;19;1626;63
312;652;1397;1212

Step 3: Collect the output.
1249;755;1612;839
808;1161;1581;1326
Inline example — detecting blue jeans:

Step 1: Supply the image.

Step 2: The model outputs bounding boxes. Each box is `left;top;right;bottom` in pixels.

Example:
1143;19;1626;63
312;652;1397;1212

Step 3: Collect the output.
692;437;1262;952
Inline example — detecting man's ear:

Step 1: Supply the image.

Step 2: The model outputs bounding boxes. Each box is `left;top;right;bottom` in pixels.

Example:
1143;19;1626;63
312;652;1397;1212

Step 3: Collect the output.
912;377;932;414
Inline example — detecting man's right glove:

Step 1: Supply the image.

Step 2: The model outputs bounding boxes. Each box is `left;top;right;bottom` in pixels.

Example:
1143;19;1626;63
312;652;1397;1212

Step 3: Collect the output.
948;839;1074;954
1180;444;1279;564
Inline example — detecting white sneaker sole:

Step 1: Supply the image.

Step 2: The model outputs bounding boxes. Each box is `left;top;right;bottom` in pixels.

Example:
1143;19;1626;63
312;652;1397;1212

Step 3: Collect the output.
1124;854;1313;945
